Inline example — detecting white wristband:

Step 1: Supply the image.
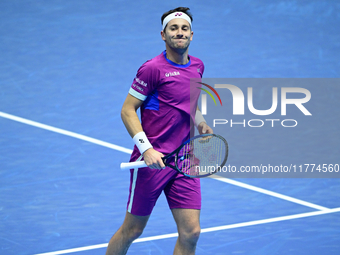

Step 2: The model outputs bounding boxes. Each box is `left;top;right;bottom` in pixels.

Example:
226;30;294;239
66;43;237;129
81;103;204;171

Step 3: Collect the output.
133;131;153;155
195;110;206;127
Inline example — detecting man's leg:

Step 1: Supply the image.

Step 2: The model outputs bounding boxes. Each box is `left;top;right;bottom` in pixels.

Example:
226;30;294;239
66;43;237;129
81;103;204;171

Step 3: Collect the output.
171;208;201;255
105;211;150;255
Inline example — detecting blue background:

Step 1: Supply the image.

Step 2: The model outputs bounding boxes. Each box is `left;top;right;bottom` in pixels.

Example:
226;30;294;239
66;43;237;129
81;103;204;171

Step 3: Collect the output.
0;0;339;254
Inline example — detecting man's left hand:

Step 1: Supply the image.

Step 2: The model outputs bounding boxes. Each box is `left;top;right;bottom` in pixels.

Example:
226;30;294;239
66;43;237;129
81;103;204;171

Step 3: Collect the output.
197;122;213;135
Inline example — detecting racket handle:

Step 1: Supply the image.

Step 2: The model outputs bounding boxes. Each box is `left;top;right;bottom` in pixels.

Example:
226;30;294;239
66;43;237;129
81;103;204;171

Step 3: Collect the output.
120;161;147;170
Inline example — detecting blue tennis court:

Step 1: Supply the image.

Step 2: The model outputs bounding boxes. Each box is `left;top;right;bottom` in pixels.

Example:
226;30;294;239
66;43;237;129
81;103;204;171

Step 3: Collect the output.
1;1;339;254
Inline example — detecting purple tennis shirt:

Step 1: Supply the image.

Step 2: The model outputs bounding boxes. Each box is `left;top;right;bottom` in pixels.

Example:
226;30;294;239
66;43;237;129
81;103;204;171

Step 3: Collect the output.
129;50;204;160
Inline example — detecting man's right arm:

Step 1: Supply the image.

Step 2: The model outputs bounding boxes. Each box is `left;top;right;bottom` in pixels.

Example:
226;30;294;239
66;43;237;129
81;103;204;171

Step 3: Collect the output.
121;94;165;169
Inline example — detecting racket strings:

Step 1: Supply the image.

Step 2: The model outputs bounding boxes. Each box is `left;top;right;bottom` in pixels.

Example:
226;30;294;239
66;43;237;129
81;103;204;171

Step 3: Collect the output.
178;135;227;177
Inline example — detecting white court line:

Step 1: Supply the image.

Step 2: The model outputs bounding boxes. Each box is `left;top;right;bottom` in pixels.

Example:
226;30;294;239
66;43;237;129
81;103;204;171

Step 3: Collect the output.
1;111;330;211
210;176;330;211
1;111;336;253
34;207;340;255
0;111;133;154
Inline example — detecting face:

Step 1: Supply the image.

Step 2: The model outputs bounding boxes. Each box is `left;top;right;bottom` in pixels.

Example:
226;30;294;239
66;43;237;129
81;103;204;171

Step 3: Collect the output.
161;18;193;52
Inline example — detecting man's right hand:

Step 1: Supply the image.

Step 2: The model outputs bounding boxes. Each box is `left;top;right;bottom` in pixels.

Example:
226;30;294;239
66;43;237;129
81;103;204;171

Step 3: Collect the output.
142;148;165;169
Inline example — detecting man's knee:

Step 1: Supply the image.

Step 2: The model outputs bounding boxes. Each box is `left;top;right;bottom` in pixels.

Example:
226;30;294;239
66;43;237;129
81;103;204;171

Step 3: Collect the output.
178;226;201;245
120;224;144;242
119;212;149;242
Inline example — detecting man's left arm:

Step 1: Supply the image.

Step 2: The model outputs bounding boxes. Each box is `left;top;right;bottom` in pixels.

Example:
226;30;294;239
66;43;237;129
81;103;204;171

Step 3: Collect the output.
195;107;213;134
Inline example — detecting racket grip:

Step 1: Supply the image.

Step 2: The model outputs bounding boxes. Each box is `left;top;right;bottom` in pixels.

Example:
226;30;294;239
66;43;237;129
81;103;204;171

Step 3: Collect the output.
120;161;147;170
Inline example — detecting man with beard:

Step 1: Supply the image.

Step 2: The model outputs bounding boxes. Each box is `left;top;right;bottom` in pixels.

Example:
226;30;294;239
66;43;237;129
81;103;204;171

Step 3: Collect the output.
106;7;212;255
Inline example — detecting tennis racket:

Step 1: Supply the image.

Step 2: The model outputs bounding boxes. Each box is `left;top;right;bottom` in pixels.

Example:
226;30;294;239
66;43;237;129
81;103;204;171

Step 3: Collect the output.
120;133;228;178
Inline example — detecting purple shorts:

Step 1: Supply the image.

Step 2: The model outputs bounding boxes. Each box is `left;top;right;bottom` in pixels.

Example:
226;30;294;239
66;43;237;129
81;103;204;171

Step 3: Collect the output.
127;166;201;216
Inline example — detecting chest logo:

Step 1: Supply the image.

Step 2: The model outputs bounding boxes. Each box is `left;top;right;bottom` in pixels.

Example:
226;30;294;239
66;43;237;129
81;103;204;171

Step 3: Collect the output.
165;71;180;77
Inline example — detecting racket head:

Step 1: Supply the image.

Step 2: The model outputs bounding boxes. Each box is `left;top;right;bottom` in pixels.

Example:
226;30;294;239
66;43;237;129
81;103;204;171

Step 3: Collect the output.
174;134;228;178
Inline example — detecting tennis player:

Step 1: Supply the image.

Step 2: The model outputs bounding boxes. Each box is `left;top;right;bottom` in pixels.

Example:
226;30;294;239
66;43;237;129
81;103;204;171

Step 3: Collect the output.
106;7;212;255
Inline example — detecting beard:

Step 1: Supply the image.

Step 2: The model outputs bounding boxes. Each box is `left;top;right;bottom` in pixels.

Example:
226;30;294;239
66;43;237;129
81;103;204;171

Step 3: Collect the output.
166;36;191;52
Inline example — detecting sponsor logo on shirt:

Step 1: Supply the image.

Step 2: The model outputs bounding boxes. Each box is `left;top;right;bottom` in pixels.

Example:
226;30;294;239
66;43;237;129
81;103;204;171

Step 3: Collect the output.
132;83;144;92
165;71;180;77
135;77;147;87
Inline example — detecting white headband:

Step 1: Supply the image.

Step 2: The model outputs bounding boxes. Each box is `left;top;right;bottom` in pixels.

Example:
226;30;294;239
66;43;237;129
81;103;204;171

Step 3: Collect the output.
162;12;192;30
